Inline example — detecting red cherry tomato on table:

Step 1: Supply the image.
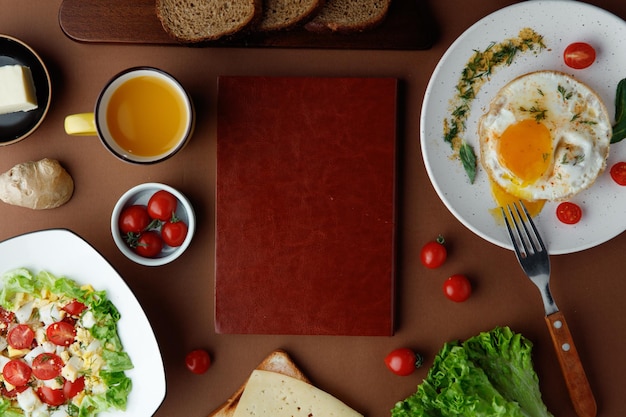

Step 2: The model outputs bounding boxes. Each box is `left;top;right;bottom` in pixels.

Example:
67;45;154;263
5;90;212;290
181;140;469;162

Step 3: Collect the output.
420;236;447;269
147;190;179;221
32;353;64;380
64;376;85;399
46;321;76;346
384;348;423;376
37;386;66;406
563;42;596;69
610;162;626;186
186;349;211;374
556;202;582;225
2;359;32;387
134;231;164;258
443;274;472;302
162;219;188;247
7;324;35;349
119;205;151;234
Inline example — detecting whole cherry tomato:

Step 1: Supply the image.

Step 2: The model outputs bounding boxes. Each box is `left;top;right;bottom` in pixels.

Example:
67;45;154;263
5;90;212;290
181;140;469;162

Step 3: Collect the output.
420;235;447;269
119;205;151;234
563;42;596;69
556;202;582;225
610;162;626;186
443;274;472;302
186;349;211;374
384;348;423;376
135;231;164;258
147;190;178;221
162;219;188;247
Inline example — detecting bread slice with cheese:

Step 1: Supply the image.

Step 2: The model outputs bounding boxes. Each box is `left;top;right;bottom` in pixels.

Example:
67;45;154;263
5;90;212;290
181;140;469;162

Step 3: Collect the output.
208;349;362;417
156;0;262;43
257;0;325;32
304;0;391;33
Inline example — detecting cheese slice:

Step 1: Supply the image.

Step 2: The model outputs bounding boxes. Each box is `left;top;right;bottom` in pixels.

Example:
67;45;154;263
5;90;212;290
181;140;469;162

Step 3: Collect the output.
233;370;363;417
0;65;38;115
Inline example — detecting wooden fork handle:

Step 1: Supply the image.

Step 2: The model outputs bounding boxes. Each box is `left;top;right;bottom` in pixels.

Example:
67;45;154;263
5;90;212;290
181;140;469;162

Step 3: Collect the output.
545;311;597;417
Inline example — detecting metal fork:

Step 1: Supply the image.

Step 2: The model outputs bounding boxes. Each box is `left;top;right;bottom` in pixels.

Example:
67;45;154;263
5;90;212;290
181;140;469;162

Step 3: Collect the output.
502;202;596;417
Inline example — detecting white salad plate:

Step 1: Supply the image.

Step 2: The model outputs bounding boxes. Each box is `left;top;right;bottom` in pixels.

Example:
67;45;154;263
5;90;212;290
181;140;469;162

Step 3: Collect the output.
421;0;626;254
0;228;166;416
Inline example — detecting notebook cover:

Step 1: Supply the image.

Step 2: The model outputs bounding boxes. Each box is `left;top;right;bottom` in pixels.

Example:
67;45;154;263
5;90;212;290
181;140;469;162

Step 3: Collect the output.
215;76;397;336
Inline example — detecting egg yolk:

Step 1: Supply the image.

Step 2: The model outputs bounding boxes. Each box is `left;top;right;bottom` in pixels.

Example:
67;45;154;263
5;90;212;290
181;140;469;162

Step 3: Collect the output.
498;119;552;185
489;181;546;220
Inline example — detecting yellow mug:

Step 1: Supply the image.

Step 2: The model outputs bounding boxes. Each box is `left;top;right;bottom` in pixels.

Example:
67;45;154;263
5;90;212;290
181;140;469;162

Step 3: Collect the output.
65;67;195;164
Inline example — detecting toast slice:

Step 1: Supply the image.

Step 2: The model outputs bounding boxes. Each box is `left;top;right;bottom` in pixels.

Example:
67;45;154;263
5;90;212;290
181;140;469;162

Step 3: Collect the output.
304;0;391;33
208;350;310;417
257;0;325;32
156;0;262;43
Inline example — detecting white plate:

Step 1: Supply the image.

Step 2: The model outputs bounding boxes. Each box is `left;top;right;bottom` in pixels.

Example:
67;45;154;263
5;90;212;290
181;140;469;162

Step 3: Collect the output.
421;0;626;254
0;229;165;416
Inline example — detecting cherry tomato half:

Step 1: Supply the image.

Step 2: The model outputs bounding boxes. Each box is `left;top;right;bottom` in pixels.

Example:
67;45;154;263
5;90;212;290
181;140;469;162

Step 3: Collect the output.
147;190;178;221
135;231;164;258
3;359;32;387
384;348;423;376
64;376;85;399
62;300;87;317
443;274;472;302
32;353;64;380
119;205;151;234
563;42;596;69
185;349;211;374
420;236;447;269
7;324;35;349
37;386;66;406
162;220;188;247
556;202;582;225
610;162;626;186
46;321;76;346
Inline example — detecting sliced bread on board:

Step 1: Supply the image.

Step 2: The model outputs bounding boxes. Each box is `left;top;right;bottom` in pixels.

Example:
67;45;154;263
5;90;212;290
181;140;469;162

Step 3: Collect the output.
156;0;262;42
257;0;325;32
304;0;391;33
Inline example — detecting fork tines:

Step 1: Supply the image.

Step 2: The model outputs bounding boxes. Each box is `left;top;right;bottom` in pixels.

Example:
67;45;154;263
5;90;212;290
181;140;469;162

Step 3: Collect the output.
501;201;546;258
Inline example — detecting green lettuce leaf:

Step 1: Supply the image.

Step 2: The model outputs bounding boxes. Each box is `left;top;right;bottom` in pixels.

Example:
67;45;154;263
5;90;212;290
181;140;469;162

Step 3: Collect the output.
392;327;553;417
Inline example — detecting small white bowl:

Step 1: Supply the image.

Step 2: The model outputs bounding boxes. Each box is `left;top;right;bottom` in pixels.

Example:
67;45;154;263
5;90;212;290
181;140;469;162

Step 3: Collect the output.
111;183;196;266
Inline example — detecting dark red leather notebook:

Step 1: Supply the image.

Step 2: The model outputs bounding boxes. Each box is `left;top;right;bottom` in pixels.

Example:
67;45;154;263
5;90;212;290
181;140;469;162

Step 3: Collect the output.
215;77;398;336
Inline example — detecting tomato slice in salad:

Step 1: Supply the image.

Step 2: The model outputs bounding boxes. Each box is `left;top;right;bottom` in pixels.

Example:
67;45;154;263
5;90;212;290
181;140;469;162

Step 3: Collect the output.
64;376;85;399
0;306;15;334
62;300;87;317
32;353;64;380
37;386;66;406
46;321;76;346
7;324;35;349
3;359;32;387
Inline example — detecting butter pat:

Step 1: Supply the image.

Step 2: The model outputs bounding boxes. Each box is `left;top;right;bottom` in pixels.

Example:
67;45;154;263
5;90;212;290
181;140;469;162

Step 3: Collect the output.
0;65;38;115
233;370;363;417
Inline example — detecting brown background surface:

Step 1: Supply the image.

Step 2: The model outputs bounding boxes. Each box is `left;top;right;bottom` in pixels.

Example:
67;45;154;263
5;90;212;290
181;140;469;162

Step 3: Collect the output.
1;1;625;416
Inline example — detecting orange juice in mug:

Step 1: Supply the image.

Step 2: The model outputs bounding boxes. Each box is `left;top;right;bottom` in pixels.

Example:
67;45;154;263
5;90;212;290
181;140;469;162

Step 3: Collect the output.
64;67;194;164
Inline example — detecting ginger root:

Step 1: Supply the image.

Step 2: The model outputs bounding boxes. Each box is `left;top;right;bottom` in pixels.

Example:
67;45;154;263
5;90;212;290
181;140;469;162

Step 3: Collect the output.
0;158;74;209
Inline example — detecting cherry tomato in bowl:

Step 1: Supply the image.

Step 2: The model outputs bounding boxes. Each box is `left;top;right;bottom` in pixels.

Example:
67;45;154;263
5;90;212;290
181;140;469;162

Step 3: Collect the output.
186;349;211;374
420;235;447;269
147;190;179;221
563;42;596;69
443;274;472;302
162;219;188;247
384;348;423;376
119;205;151;234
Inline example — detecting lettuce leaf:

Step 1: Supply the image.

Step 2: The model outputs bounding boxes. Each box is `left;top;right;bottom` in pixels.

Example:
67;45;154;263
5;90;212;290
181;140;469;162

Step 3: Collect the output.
392;327;553;417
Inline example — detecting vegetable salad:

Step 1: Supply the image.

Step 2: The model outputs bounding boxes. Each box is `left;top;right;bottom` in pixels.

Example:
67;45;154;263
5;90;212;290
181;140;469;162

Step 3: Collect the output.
0;268;133;417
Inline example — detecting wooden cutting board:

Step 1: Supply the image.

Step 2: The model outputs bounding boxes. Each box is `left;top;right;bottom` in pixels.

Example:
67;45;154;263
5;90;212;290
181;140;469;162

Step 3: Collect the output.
215;77;398;335
58;0;436;49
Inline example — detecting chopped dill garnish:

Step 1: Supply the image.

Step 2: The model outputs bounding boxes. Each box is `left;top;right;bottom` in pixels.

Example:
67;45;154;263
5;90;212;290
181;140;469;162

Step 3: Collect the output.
558;85;573;101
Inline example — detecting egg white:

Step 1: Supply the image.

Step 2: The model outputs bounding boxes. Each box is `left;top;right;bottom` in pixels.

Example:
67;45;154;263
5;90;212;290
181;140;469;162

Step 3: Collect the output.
478;70;612;202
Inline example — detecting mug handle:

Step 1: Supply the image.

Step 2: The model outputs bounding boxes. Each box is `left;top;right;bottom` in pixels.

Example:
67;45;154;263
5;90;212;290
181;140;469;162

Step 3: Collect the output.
64;113;97;136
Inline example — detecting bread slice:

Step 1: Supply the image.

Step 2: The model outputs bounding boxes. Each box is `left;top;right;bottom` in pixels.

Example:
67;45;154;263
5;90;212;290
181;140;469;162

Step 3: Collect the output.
257;0;325;32
156;0;262;43
208;350;309;417
304;0;391;33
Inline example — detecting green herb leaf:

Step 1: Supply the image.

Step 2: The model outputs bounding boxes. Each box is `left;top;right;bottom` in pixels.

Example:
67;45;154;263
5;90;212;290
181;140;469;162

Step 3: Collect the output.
460;142;477;184
611;78;626;144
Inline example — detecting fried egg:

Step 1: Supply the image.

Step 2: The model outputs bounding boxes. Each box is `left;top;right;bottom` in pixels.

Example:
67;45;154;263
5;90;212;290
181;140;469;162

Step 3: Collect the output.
478;71;611;209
